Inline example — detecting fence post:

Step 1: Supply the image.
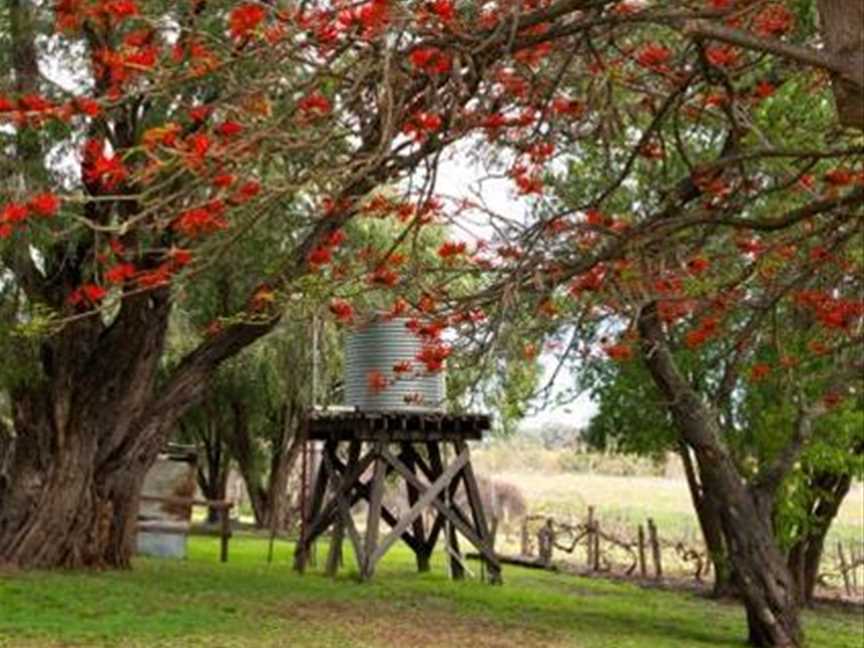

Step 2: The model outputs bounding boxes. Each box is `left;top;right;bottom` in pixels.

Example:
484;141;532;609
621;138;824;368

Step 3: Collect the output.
647;518;662;580
838;542;852;596
521;518;531;556
586;506;595;569
592;519;600;572
637;524;647;578
220;504;231;563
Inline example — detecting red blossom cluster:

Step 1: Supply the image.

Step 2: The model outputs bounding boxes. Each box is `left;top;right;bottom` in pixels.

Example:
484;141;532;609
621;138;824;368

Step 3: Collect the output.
172;202;229;238
603;342;633;361
409;47;451;75
794;291;864;331
0;193;61;239
329;298;354;324
416;343;451;373
402;112;443;142
229;3;267;39
308;226;348;269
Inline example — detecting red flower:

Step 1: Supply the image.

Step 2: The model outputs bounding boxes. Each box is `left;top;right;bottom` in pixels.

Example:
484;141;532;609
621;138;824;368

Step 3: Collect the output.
298;92;331;119
706;46;739;67
430;0;456;22
410;47;451;75
0;224;11;239
329;298;354;323
75;97;102;117
1;202;29;223
603;343;633;361
213;173;236;188
393;360;413;374
136;264;173;288
824;168;853;186
308;246;332;267
635;43;671;70
233;180;261;203
367;370;389;394
749;363;771;383
403;112;443;141
173;206;228;237
216;120;244;137
229;3;266;39
188;105;211;123
326;229;346;247
754;81;775;99
82;139;127;189
416;343;450;373
686;256;710;276
168;247;193;267
18;94;53;112
28;193;60;217
105;262;136;285
369;267;399;286
103;0;139;19
753;4;793;38
68;283;108;307
437;240;466;259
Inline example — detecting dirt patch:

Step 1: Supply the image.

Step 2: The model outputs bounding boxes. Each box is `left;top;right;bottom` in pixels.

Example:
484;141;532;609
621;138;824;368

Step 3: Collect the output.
283;599;567;648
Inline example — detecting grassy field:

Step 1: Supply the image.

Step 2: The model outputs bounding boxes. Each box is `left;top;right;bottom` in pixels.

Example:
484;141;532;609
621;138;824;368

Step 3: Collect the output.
471;449;864;545
1;535;862;648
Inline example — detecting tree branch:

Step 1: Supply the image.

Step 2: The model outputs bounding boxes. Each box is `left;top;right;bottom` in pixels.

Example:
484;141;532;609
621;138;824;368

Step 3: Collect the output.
684;20;863;88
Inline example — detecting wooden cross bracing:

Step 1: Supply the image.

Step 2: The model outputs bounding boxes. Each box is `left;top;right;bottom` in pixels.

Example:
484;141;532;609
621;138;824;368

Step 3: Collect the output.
293;438;501;584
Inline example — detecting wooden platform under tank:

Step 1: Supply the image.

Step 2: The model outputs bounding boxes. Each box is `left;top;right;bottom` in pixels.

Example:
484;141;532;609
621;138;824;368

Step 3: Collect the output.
305;409;491;441
295;410;500;583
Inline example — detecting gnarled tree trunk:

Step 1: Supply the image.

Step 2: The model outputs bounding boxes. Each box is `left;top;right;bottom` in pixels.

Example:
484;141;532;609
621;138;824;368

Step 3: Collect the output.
0;283;278;568
0;291;171;568
639;304;802;647
678;441;737;598
787;467;854;606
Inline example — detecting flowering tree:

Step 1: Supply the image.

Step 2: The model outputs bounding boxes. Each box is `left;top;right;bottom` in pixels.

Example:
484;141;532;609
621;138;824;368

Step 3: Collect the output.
0;1;861;646
418;3;861;646
0;0;641;570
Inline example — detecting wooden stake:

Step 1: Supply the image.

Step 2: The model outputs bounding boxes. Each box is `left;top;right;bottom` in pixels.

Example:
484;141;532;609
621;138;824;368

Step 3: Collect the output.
586;507;595;568
637;524;647;578
647;518;662;580
838;541;852;596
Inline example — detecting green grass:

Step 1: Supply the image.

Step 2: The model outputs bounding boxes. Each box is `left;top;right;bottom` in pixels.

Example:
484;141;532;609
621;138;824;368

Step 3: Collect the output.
1;536;862;648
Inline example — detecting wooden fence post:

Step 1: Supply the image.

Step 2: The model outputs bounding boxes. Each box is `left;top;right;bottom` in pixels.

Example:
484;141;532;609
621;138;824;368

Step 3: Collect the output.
637;525;647;578
647;518;662;580
592;519;600;572
521;518;531;557
586;506;595;569
220;504;231;563
838;542;852;596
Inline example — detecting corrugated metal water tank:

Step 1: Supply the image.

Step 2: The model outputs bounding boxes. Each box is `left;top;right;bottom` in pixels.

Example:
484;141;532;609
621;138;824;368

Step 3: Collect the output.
344;317;446;412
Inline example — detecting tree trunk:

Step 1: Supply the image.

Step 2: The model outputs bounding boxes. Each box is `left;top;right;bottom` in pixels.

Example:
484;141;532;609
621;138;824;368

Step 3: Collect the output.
817;0;864;129
678;441;737;598
0;386;154;568
639;305;802;647
787;468;853;605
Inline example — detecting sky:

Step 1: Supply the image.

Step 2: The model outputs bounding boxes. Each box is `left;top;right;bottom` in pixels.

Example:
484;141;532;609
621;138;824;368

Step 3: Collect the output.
435;151;598;431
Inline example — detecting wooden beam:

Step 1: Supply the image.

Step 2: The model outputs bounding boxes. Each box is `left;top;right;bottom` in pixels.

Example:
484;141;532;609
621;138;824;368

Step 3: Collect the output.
382;447;500;572
369;447;470;568
362;444;387;580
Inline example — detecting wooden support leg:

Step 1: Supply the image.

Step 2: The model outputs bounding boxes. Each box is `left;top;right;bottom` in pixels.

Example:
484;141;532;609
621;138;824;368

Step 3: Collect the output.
362;443;386;581
456;440;502;584
402;443;430;572
427;442;464;580
294;441;332;573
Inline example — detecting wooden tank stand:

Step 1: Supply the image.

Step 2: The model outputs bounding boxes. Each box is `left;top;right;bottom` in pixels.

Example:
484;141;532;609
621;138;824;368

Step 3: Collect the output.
293;411;501;584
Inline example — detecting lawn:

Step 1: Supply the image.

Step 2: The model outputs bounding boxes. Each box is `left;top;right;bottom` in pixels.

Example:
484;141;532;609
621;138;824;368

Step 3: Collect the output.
1;536;862;648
